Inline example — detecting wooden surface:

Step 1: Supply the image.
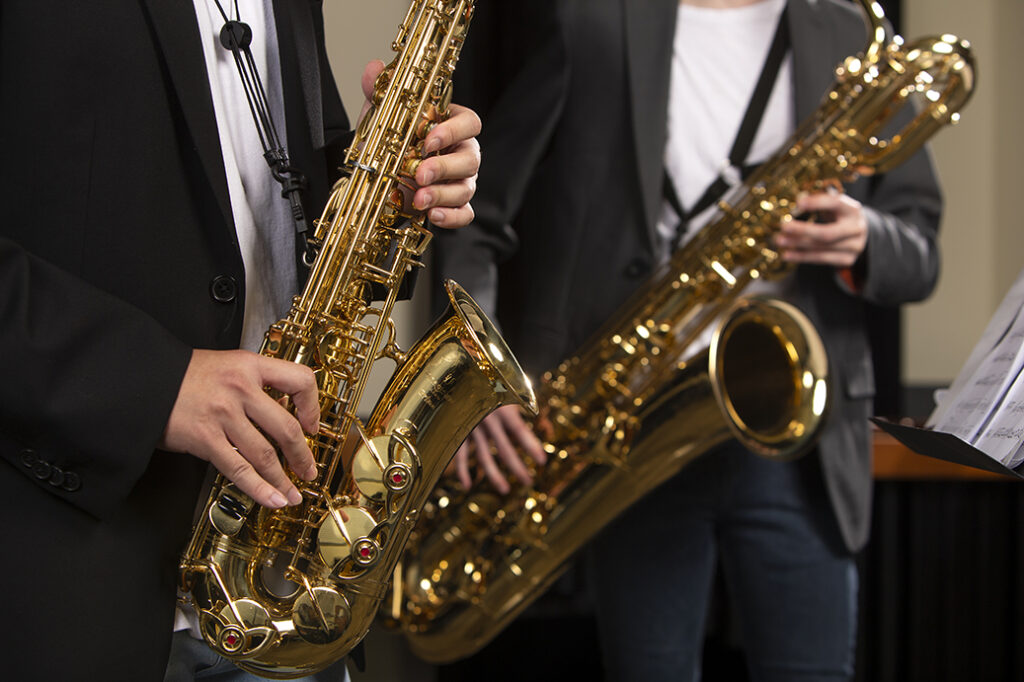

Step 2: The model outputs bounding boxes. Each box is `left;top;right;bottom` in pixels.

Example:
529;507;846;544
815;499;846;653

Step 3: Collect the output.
871;427;1017;481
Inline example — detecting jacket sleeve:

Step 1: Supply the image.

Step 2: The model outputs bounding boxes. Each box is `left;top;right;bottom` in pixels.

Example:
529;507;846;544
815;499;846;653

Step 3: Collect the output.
0;238;193;520
841;126;943;307
816;0;944;307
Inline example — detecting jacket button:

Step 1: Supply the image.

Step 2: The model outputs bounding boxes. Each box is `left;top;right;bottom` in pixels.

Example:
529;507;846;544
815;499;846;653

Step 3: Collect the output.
32;459;52;480
20;449;37;468
623;259;650;278
62;471;82;492
210;275;238;303
48;466;66;488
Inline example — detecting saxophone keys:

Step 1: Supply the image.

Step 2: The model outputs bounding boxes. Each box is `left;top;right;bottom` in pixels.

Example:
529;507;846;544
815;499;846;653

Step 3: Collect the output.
400;156;421;181
218;625;247;654
384;462;414;493
437;80;453;116
316;329;352;370
388;186;406;211
418;98;446;133
352;538;382;567
293;586;352;645
209;485;256;536
200;598;274;657
351;434;414;502
316;505;379;570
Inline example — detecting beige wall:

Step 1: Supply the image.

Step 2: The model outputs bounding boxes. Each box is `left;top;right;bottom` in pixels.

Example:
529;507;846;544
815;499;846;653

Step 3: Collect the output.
993;1;1024;307
322;2;408;118
321;0;1022;395
903;0;1023;387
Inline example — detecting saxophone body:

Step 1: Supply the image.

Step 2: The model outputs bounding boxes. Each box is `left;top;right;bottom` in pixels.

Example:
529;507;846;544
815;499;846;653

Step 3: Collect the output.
391;0;975;663
179;2;537;677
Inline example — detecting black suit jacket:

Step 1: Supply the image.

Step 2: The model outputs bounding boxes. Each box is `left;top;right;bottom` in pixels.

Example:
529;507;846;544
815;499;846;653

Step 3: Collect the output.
435;0;942;554
0;2;348;679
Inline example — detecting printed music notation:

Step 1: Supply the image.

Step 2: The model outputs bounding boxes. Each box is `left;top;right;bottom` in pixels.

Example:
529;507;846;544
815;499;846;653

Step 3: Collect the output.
928;268;1024;469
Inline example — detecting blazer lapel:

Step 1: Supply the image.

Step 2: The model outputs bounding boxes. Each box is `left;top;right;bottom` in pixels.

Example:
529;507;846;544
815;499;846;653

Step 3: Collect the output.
788;0;851;121
274;0;327;151
622;0;678;250
139;0;233;232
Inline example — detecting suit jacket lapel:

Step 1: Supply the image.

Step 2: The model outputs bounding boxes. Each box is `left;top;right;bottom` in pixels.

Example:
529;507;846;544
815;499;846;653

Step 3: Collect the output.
622;0;678;250
789;0;846;121
139;0;233;232
274;0;328;151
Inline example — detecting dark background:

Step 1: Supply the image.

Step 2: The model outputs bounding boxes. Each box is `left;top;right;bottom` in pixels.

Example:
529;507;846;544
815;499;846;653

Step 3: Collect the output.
436;479;1024;682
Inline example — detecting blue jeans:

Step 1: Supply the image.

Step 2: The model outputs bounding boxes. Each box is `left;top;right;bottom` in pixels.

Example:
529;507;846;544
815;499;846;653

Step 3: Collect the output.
587;441;857;682
164;630;351;682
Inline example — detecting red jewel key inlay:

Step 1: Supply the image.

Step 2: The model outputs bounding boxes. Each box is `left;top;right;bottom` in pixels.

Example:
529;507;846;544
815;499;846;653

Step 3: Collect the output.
226;633;239;647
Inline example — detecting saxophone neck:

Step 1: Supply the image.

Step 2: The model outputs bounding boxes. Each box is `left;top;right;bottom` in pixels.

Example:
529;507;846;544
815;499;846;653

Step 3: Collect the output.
857;0;891;65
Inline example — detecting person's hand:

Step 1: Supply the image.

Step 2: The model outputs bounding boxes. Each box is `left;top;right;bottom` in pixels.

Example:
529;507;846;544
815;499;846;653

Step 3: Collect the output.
359;60;481;229
412;102;481;228
449;404;546;494
774;190;868;267
159;349;320;509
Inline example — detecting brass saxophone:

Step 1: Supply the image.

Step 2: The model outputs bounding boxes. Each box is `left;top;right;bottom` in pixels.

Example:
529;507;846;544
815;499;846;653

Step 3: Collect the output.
389;0;975;663
178;1;536;677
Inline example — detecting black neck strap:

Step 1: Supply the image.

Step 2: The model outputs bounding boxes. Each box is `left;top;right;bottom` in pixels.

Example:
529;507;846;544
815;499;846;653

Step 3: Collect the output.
211;0;311;247
664;6;790;241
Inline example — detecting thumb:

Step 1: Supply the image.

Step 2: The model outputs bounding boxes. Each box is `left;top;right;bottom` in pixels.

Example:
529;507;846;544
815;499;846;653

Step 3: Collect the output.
359;59;387;121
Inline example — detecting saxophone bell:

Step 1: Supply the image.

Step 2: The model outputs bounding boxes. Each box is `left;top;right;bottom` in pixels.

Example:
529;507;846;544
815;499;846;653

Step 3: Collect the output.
181;280;534;679
708;297;829;460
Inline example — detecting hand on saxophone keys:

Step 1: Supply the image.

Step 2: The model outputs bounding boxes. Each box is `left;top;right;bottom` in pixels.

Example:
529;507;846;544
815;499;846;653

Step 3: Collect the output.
358;60;481;230
447;403;546;493
411;101;481;228
159;349;320;509
774;190;869;269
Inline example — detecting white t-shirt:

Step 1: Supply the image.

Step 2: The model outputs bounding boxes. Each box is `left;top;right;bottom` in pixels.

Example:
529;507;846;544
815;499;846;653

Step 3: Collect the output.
193;0;297;353
656;0;793;246
655;0;797;354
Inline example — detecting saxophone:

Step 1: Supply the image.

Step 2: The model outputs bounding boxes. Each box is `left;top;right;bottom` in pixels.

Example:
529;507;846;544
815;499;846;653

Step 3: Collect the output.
179;1;536;677
389;0;975;663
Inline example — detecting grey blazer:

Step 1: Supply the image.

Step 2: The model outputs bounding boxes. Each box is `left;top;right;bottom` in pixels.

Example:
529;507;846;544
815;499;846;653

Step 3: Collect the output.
435;0;942;553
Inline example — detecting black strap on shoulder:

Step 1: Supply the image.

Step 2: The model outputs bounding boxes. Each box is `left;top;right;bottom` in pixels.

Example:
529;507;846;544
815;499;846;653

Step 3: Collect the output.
665;6;790;240
212;2;311;245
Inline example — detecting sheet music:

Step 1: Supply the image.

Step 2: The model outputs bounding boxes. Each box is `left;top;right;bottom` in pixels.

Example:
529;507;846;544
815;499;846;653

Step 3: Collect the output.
930;306;1024;440
970;368;1024;467
928;268;1024;428
927;266;1024;467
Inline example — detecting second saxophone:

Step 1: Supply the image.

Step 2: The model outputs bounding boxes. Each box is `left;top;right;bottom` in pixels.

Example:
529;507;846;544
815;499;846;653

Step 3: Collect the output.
389;0;975;663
